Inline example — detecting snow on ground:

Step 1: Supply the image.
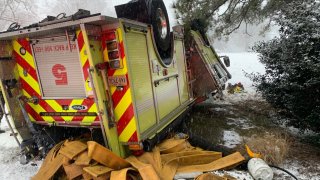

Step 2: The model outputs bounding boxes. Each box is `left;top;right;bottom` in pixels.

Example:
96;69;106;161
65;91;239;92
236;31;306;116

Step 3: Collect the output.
222;130;241;148
222;52;265;93
227;117;256;130
211;52;266;105
0;118;41;180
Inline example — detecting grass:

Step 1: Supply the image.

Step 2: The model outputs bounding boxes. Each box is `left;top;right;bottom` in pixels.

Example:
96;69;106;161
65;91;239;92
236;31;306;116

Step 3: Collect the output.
240;132;292;165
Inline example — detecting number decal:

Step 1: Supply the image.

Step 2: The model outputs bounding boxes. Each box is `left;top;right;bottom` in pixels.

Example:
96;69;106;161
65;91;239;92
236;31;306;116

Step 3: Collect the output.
52;64;68;85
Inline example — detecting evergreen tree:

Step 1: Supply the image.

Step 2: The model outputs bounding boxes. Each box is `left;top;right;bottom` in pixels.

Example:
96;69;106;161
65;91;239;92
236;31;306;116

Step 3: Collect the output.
251;0;320;132
173;0;293;37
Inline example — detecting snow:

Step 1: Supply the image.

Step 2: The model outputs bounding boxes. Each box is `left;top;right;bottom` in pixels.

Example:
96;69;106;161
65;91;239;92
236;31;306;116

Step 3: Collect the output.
222;130;241;148
214;170;254;180
0;117;41;180
227;117;256;129
222;52;265;93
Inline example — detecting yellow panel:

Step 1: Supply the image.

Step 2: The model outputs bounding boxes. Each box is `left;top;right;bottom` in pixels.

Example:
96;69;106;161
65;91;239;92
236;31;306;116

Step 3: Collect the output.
156;79;180;119
125;32;157;133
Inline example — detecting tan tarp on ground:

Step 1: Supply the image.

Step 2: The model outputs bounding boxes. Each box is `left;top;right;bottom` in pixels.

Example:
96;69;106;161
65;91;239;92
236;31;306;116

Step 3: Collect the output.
32;138;245;180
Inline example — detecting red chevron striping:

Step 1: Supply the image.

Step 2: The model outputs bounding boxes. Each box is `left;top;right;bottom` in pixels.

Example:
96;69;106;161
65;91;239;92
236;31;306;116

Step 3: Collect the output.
128;131;138;142
20;77;40;98
82;59;89;80
19;78;64;121
50;116;65;121
71;98;95;121
111;85;129;108
17;39;32;55
55;99;73;106
25;103;44;121
116;103;134;135
14;52;38;82
77;31;84;50
107;69;116;76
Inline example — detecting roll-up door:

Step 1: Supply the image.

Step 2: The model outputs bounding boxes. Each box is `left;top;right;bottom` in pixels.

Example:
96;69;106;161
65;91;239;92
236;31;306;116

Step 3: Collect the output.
32;37;86;98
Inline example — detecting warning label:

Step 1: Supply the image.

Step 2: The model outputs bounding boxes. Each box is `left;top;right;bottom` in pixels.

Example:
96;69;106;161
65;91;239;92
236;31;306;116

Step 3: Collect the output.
34;43;77;53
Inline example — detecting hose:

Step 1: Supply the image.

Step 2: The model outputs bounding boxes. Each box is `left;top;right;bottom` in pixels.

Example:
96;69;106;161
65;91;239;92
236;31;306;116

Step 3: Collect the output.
269;164;298;180
56;13;66;19
7;22;20;31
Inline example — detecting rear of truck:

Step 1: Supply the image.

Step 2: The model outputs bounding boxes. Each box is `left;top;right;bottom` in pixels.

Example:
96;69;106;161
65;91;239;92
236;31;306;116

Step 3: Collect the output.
0;0;230;158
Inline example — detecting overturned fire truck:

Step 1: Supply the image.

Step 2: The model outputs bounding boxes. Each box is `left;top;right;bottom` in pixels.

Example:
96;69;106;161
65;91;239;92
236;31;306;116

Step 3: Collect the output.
0;0;231;158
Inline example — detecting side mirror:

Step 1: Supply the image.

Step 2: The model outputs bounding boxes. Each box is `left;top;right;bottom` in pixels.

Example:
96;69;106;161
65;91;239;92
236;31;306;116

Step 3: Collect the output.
221;56;230;67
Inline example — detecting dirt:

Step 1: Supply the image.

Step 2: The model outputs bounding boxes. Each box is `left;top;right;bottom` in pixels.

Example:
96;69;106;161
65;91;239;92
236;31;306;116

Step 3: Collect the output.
186;93;320;180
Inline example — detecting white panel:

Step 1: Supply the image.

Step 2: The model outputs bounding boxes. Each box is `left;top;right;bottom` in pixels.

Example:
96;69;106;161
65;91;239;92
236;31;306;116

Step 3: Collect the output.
33;40;86;98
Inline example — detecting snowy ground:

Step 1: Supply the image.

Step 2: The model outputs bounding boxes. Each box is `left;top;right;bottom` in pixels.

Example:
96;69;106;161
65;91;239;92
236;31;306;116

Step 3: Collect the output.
0;118;41;180
188;53;320;180
0;52;319;179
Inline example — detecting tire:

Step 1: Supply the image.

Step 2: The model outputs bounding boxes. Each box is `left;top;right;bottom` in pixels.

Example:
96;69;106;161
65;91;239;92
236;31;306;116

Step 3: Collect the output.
150;0;172;63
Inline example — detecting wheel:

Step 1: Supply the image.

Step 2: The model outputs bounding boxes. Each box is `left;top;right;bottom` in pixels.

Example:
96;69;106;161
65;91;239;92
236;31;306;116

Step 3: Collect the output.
150;0;172;64
115;0;172;65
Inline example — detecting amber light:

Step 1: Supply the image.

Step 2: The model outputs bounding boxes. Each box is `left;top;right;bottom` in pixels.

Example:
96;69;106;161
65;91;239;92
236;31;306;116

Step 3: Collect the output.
129;144;143;151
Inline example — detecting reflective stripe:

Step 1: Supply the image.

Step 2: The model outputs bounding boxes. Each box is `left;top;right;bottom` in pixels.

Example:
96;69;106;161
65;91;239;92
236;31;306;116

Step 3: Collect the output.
17;64;41;96
13;40;35;69
77;30;92;94
118;117;137;143
103;28;138;143
14;38;98;125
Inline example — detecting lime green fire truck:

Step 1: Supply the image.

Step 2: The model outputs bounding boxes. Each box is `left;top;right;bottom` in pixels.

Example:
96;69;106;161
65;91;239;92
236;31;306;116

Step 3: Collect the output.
0;0;230;158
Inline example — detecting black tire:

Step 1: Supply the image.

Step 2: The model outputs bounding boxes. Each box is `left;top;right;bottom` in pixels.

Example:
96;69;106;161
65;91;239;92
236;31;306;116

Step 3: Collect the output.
150;0;172;63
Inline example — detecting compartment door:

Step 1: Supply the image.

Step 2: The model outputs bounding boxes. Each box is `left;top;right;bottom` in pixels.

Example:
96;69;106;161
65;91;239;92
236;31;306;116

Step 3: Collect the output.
126;32;157;133
32;38;86;98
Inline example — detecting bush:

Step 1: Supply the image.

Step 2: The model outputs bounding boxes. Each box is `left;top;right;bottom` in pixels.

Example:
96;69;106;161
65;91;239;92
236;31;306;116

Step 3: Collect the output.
251;1;320;132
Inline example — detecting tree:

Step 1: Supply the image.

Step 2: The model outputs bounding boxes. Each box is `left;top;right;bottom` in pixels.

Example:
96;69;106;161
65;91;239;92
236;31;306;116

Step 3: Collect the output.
251;0;320;132
0;0;36;31
173;0;293;37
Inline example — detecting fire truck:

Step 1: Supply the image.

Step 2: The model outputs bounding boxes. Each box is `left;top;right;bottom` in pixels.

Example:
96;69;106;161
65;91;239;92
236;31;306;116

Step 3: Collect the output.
0;0;230;158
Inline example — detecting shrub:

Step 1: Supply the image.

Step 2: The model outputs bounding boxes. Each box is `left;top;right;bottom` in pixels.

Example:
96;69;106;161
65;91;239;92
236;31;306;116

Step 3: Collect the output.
251;1;320;132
